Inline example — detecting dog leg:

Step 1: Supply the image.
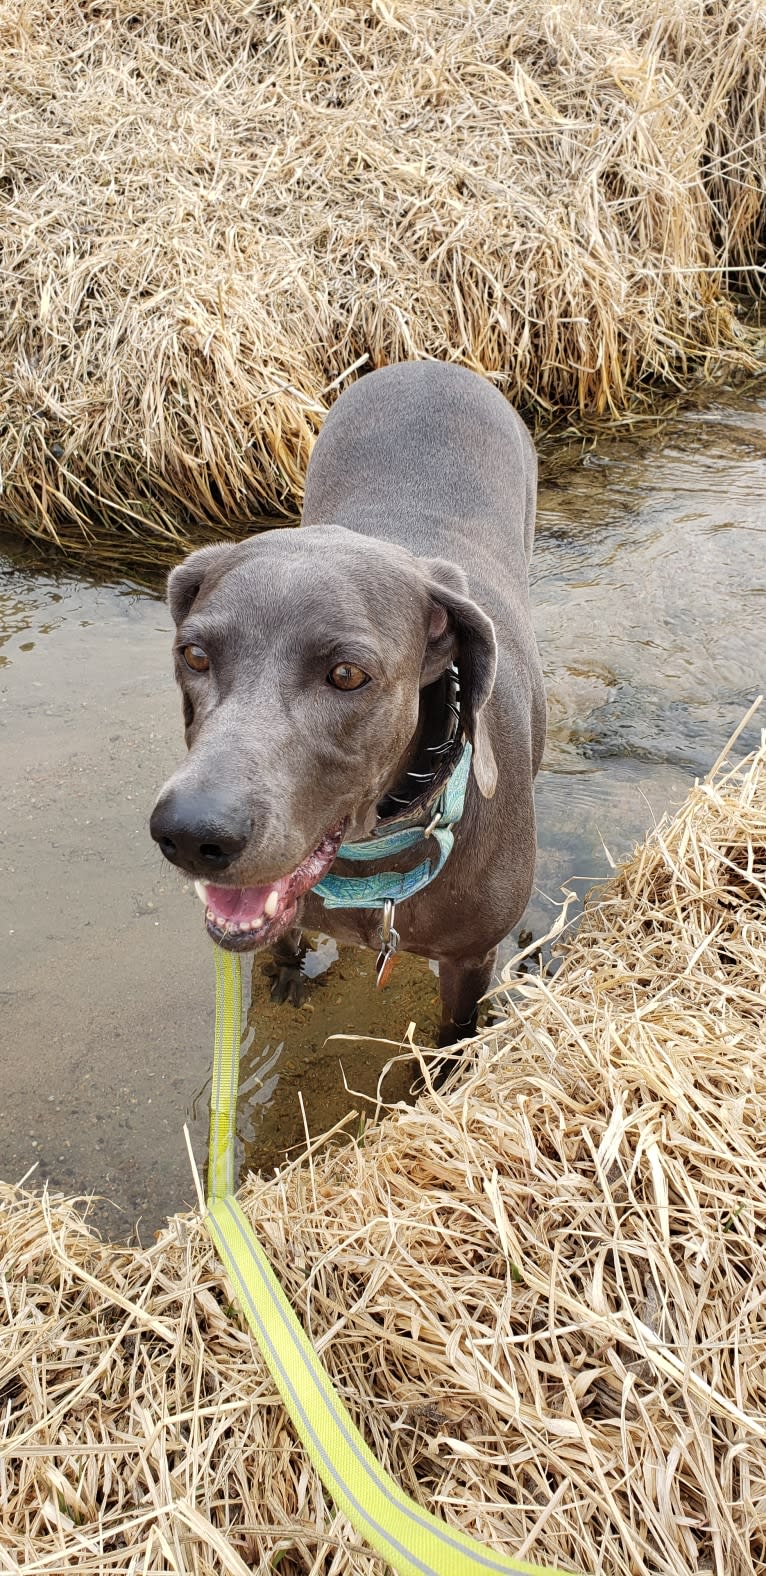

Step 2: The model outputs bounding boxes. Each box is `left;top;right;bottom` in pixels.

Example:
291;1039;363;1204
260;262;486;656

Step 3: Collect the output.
436;948;497;1052
262;926;310;1006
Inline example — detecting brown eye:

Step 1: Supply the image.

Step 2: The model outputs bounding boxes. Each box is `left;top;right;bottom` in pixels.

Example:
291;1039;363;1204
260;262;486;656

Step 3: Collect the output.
328;662;370;691
182;643;209;673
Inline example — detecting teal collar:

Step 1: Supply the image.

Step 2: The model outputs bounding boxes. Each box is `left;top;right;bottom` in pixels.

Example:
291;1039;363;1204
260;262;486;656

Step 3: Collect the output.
314;740;472;912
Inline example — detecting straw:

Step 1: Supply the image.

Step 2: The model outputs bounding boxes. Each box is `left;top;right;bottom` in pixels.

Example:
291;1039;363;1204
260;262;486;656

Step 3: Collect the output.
2;0;765;555
2;715;765;1572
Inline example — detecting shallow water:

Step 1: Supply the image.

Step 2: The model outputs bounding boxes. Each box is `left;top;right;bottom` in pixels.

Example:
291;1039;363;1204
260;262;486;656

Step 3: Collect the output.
1;389;763;1238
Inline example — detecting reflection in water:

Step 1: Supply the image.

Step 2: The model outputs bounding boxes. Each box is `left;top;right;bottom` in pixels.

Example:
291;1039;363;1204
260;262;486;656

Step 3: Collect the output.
0;386;764;1235
238;944;441;1177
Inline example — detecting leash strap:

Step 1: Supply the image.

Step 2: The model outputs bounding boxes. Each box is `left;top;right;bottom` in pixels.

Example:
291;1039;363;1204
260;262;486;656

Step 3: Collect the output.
204;945;576;1576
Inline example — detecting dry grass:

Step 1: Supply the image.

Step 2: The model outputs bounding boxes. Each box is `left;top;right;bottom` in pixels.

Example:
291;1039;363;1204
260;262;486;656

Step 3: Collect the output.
1;0;765;555
2;724;766;1573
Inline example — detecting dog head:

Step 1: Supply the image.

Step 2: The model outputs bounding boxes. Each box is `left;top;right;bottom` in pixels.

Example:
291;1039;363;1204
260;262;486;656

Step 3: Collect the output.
149;524;497;948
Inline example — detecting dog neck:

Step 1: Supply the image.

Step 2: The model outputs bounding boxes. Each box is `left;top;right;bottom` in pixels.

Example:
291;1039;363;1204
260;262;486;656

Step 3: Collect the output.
375;665;463;828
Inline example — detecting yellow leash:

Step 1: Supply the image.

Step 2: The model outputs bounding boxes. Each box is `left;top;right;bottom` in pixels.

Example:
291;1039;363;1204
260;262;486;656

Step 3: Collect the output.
204;945;577;1576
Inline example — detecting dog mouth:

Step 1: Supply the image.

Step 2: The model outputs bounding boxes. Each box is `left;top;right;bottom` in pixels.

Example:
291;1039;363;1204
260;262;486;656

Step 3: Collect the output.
196;823;346;951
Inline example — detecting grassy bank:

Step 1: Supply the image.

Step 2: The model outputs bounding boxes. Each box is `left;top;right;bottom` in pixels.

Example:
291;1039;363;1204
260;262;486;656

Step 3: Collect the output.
2;723;765;1570
2;0;765;555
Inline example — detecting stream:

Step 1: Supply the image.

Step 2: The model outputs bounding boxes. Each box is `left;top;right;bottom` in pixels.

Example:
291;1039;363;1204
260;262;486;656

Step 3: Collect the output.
1;387;763;1239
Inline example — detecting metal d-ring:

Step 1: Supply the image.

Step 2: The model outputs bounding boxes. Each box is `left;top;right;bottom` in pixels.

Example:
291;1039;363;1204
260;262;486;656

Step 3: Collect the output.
381;898;398;950
376;899;400;989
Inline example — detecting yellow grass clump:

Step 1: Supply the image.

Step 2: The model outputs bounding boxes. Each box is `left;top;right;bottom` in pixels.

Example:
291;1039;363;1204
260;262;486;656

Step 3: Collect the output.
1;0;765;554
2;724;766;1574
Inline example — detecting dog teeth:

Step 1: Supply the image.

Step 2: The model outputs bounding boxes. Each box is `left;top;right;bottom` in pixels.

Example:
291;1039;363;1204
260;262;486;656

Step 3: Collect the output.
264;889;279;918
195;880;208;905
204;911;270;934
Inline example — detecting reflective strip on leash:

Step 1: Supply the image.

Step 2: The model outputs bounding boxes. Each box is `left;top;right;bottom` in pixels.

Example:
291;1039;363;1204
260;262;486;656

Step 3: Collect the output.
204;946;578;1576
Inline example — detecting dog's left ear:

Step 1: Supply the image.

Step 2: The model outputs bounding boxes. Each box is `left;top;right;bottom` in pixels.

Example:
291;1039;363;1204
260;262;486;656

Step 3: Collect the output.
421;558;498;798
167;542;233;627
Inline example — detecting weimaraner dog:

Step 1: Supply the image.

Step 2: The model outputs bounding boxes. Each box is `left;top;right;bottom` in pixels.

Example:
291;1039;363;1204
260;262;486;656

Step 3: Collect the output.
150;360;546;1050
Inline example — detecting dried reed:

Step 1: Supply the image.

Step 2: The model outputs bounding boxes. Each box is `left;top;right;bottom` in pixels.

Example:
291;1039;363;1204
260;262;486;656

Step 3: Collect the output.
1;0;765;553
2;722;765;1573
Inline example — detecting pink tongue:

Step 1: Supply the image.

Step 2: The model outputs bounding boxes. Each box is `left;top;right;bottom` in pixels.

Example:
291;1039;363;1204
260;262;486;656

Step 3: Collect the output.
204;876;290;924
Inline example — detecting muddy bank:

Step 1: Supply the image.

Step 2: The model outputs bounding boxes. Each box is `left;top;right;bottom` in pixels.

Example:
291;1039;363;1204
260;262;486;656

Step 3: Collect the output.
3;0;766;546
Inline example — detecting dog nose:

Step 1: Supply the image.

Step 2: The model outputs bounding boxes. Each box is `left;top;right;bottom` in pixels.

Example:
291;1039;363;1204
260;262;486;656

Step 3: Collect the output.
149;787;251;874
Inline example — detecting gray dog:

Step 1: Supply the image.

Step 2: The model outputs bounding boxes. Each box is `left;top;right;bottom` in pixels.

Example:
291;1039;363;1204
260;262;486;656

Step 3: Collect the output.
150;361;546;1050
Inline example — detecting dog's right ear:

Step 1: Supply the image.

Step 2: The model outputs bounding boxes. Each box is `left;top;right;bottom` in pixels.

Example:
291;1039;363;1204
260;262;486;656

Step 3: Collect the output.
167;543;233;626
421;558;499;799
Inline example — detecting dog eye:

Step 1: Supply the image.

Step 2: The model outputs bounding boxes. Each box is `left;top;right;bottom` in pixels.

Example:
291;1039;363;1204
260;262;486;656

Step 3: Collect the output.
328;662;370;691
182;643;210;673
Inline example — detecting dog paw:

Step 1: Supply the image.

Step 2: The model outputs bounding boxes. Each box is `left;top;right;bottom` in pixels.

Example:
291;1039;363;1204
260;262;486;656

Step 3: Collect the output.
431;1053;462;1091
262;959;310;1008
411;1051;462;1095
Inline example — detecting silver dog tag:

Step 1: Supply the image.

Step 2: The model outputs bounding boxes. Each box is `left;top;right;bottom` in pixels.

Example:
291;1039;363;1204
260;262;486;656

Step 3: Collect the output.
376;899;400;989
